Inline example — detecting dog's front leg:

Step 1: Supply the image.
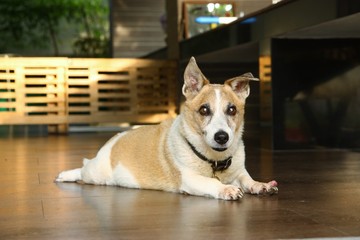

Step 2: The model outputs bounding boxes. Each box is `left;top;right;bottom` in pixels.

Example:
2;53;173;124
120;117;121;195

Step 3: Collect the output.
236;171;278;195
181;172;243;200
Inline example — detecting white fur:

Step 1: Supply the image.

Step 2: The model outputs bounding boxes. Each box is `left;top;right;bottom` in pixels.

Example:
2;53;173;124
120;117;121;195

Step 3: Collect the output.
203;88;233;149
80;133;121;185
112;163;140;188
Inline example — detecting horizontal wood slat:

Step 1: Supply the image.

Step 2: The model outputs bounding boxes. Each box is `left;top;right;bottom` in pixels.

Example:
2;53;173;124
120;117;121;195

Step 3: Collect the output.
0;92;16;98
0;83;16;88
0;57;177;132
24;106;66;113
24;98;65;103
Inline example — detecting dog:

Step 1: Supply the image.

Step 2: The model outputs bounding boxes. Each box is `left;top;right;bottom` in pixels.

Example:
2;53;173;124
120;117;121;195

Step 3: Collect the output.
55;57;278;200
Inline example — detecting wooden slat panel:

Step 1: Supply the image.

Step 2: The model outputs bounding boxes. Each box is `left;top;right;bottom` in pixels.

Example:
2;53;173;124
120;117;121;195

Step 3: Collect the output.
23;69;61;75
67;81;90;85
24;98;65;104
24;89;65;94
0;57;177;132
138;106;170;111
97;84;130;90
68;106;95;112
0;92;16;98
67;98;91;103
96;102;131;107
0;73;16;79
67;71;89;76
0;113;68;124
97;93;131;98
96;75;130;81
68;113;170;124
14;66;25;115
24;106;66;112
67;89;91;94
0;83;16;88
22;79;65;84
0;102;17;108
0;57;69;67
137;96;169;100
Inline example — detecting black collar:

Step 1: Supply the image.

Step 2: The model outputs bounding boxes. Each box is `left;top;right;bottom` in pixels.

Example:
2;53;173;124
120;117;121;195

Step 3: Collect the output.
185;139;232;173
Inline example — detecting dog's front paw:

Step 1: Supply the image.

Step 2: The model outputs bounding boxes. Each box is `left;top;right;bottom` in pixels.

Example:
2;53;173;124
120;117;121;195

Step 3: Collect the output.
218;185;244;200
250;180;278;195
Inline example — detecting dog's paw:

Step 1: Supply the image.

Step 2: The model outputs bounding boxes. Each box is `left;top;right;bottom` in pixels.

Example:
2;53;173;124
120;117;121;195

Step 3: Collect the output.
250;180;278;195
218;185;244;200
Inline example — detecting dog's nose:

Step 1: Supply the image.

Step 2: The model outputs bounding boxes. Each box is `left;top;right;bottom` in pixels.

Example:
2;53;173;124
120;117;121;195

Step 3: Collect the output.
214;131;229;145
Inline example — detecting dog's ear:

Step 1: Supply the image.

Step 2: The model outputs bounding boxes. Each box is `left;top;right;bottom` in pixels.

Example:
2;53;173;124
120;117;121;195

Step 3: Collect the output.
225;72;259;99
182;57;209;99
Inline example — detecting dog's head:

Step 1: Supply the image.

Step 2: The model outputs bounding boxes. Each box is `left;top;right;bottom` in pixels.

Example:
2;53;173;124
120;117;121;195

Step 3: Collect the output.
182;57;258;153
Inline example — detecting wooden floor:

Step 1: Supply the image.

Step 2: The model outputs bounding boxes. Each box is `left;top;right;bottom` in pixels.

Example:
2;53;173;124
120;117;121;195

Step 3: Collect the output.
1;132;360;240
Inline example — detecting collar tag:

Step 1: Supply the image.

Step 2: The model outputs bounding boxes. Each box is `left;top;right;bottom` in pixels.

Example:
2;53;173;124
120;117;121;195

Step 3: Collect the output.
211;157;232;172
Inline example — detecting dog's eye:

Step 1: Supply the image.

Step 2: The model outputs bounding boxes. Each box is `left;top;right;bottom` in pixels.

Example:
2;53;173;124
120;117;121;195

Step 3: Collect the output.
226;105;237;116
199;105;211;116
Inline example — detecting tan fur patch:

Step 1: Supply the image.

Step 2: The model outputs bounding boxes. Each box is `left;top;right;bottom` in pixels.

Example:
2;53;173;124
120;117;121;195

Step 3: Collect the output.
182;85;217;134
221;84;246;132
110;120;181;192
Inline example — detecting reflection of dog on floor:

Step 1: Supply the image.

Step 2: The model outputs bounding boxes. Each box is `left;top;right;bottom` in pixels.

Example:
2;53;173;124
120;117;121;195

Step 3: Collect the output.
56;57;278;200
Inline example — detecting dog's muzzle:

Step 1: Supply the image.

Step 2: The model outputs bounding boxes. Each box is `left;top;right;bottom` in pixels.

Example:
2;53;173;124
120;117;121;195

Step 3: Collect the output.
213;131;229;151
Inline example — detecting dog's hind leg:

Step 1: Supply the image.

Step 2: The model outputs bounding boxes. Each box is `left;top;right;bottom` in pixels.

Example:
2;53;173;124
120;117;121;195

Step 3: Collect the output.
55;168;82;182
55;158;91;182
55;132;127;185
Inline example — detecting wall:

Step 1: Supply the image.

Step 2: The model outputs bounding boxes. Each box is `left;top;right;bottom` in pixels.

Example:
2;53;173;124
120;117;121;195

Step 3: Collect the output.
111;0;166;58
